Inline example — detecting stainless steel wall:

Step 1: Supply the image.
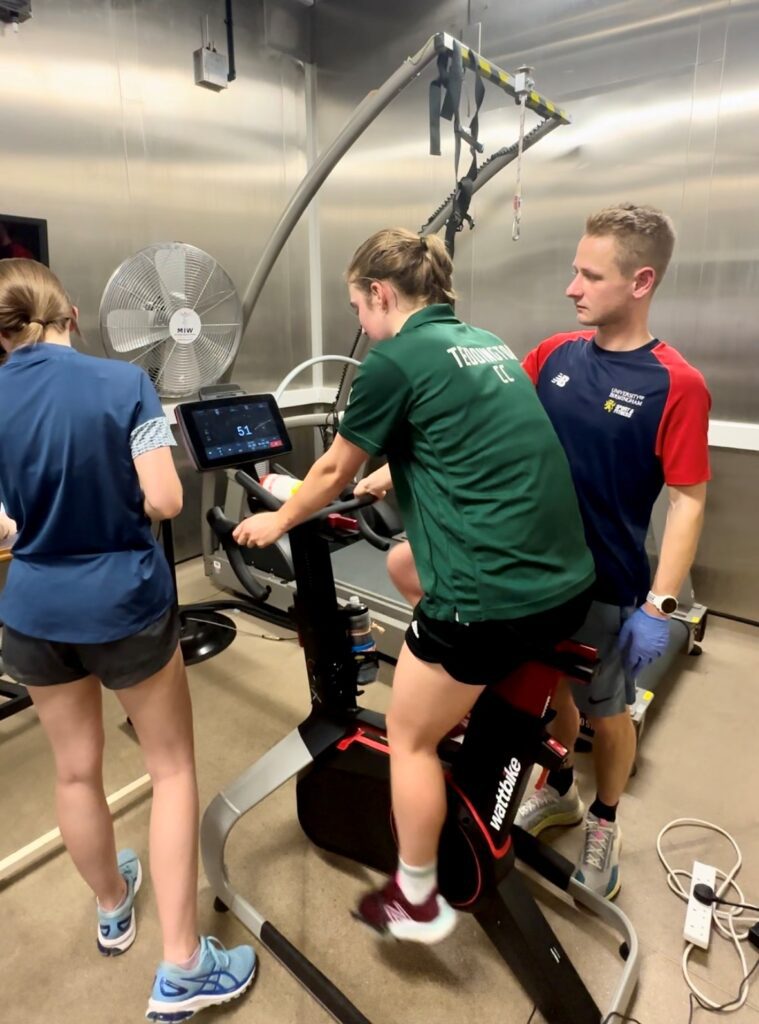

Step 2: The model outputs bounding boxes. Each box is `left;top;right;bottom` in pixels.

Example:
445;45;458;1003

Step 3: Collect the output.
1;0;311;559
313;0;759;619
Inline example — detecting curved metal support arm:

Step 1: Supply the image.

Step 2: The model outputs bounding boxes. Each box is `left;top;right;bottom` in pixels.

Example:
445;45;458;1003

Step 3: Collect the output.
241;31;571;327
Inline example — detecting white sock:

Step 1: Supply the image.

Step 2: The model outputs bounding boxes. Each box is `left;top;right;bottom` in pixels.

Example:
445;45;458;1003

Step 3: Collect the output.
174;942;202;971
98;879;128;914
396;858;437;905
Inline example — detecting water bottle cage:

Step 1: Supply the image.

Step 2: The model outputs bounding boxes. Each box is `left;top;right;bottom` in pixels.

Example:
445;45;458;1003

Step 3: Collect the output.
352;648;379;686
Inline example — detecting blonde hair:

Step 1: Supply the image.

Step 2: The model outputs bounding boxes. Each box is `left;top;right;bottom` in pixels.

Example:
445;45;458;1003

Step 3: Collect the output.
586;203;676;287
0;259;73;349
346;228;456;305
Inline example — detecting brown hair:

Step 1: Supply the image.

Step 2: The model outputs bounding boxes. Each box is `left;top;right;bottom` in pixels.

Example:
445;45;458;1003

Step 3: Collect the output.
346;228;456;305
585;203;676;288
0;259;73;349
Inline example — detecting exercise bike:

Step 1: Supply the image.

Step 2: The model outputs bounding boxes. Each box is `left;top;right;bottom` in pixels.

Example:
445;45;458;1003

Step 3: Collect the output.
176;390;640;1024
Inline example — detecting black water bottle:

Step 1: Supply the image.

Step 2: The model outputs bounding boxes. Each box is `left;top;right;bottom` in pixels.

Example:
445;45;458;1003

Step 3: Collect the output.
345;595;378;684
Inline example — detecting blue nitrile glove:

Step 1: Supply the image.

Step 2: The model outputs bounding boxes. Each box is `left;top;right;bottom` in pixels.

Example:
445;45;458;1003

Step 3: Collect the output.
617;607;671;680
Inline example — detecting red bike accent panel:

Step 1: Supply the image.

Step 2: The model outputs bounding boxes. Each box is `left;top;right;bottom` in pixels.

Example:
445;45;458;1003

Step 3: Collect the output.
337;728;389;756
492;661;560;717
448;775;513;862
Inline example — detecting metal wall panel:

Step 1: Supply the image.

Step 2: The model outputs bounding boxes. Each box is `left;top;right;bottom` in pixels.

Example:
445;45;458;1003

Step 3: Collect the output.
1;0;311;389
313;0;759;618
1;0;312;559
692;448;759;620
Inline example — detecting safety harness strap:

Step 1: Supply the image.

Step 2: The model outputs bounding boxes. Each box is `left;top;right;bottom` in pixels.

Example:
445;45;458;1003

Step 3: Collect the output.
444;61;486;257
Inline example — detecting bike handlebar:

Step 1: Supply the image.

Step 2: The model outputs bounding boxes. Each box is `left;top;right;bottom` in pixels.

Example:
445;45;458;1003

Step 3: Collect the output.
206;508;272;602
207;479;390;601
234;469;385;537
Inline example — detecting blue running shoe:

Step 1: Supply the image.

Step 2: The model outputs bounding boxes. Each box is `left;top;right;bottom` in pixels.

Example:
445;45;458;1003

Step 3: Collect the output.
97;848;143;956
145;936;257;1021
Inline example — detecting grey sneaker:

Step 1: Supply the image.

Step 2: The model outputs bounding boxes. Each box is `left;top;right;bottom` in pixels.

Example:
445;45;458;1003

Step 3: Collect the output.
514;782;585;837
573;812;622;900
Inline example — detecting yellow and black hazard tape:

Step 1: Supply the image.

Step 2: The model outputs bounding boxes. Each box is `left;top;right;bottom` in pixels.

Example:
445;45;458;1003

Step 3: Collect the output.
456;45;571;125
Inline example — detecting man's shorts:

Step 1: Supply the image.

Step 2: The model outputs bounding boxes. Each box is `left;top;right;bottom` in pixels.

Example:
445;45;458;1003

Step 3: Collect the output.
404;585;594;686
1;604;180;691
569;601;636;718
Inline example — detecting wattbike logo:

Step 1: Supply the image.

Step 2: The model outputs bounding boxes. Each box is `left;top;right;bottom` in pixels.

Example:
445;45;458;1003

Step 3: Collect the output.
490;757;522;832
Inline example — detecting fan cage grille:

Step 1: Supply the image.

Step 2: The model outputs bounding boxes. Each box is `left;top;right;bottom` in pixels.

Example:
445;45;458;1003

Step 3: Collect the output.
99;243;243;399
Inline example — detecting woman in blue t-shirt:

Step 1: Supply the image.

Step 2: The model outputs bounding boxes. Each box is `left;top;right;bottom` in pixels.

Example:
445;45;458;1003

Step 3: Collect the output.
0;259;254;1020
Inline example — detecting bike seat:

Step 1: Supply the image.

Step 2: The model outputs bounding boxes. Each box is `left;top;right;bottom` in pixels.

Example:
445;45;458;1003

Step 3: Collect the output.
534;639;599;685
491;640;599;717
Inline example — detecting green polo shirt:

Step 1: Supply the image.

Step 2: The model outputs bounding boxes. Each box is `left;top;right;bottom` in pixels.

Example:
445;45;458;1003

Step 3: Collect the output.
339;305;595;622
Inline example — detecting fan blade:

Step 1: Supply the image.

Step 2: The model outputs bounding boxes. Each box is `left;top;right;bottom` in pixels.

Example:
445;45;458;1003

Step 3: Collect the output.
128;335;172;365
195;330;234;367
185;257;217;309
195;288;236;318
105;309;169;353
156;339;202;399
154;246;188;306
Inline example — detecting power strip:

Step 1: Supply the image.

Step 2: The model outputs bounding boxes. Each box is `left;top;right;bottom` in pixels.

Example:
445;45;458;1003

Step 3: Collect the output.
683;860;716;950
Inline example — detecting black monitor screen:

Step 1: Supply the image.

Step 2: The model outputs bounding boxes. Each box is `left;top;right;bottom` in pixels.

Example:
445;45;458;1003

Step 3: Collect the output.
176;393;292;471
0;214;49;266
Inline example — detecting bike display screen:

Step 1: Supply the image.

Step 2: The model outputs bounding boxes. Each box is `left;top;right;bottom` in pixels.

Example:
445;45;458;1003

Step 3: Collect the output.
176;393;293;471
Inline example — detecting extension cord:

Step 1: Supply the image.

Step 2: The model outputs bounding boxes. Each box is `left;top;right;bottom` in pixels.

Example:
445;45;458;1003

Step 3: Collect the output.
684;860;716;950
659;818;759;1013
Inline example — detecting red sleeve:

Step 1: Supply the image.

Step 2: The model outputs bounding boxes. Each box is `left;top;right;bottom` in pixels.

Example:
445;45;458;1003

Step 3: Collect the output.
521;333;590;384
652;344;711;485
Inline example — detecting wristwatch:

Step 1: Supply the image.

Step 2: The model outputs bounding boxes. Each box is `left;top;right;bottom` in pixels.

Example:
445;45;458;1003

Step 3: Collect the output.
646;590;678;615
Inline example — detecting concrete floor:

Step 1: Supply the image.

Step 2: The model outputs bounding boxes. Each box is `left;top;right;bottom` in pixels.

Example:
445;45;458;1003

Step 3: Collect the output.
2;560;759;1024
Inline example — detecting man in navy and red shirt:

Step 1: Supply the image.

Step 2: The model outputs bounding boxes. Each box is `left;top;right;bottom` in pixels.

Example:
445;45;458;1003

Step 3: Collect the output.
515;204;711;898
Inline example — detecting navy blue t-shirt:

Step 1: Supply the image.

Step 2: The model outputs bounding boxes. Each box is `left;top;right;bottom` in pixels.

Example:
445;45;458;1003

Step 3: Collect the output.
523;333;711;607
0;342;176;642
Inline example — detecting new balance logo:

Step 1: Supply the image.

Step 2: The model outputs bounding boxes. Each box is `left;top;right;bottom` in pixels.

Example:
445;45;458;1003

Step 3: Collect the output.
551;372;570;388
490;757;522;831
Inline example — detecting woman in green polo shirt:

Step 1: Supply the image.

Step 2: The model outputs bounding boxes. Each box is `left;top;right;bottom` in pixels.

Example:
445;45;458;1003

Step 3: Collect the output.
234;227;594;943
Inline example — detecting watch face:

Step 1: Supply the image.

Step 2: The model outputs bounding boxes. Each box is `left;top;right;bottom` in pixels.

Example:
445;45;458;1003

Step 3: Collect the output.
661;596;678;614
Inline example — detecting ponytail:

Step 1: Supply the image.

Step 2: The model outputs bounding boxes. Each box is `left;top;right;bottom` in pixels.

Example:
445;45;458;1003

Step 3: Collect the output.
346;228;456;306
0;259;72;350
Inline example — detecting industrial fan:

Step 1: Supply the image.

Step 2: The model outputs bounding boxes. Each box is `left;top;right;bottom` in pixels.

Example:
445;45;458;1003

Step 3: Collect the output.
99;242;242;399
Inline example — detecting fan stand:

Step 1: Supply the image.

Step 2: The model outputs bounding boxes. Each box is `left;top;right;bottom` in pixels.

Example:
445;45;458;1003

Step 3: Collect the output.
161;518;237;666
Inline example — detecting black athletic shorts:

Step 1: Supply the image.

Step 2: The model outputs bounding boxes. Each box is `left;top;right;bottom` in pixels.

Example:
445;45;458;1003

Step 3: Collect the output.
1;604;180;691
405;586;594;686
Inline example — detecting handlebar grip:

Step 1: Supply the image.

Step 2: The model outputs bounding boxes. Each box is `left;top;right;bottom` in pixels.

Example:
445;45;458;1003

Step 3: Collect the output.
302;492;376;524
206;507;271;603
353;507;391;551
300;493;389;551
234;470;282;512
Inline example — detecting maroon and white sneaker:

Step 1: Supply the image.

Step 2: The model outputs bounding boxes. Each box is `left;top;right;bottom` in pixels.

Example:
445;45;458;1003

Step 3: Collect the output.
354;878;457;943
